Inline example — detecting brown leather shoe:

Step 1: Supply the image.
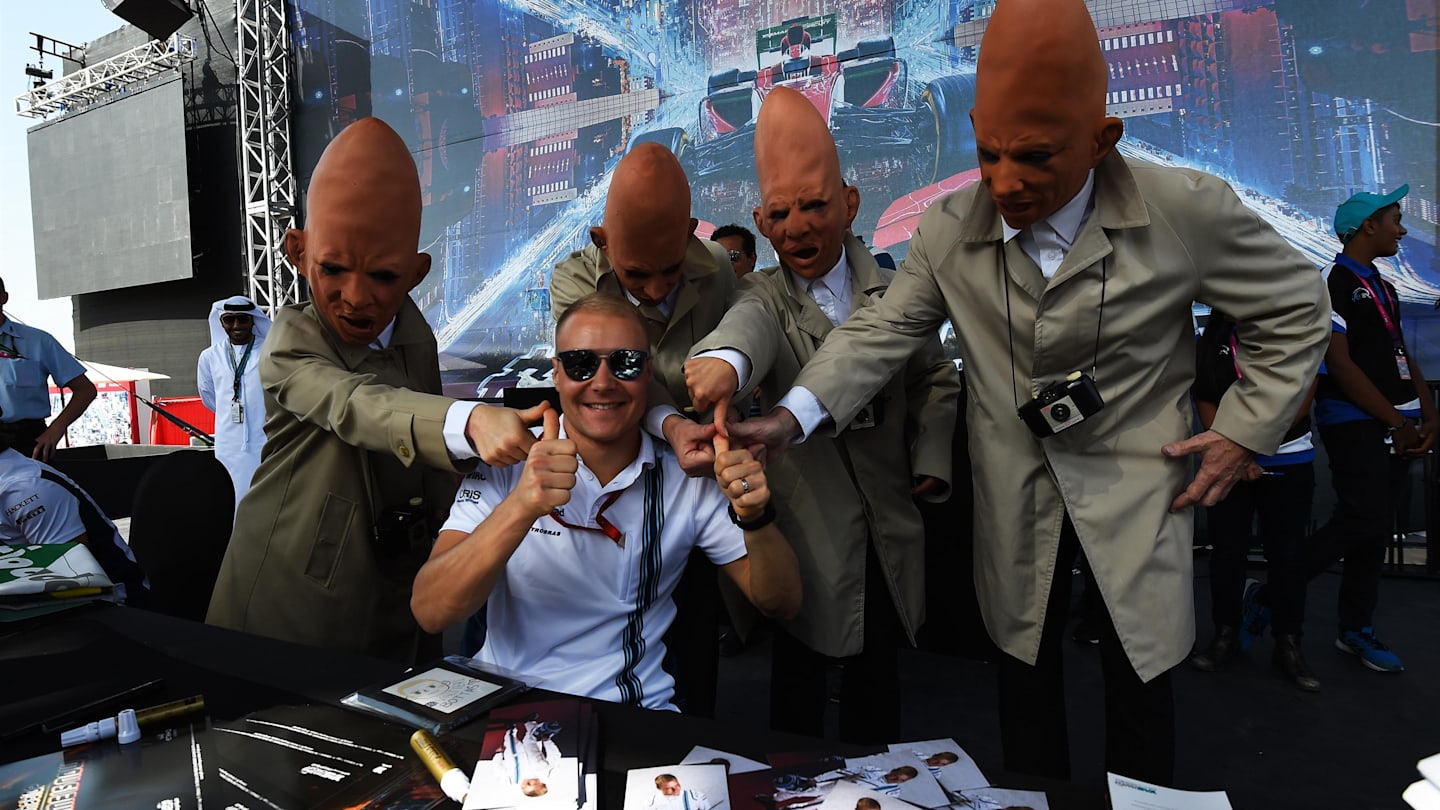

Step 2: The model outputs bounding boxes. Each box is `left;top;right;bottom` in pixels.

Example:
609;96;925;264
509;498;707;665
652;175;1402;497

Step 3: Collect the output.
1191;626;1239;672
1273;633;1321;692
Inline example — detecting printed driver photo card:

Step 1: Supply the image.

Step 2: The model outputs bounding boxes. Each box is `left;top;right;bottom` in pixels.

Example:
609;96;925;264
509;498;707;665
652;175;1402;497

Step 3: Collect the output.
622;763;730;810
841;752;949;809
465;699;585;809
886;739;988;797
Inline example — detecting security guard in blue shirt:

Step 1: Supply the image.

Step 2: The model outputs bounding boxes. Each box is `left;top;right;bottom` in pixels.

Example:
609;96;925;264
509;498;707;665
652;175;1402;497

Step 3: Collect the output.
0;277;96;461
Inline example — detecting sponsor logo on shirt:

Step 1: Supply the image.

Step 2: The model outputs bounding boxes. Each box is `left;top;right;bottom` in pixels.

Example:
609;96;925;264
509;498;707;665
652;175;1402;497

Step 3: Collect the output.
1352;288;1373;302
5;494;39;515
16;505;45;526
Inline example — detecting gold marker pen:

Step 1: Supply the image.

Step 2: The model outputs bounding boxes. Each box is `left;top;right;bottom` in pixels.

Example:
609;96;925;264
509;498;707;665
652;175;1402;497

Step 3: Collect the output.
410;729;471;803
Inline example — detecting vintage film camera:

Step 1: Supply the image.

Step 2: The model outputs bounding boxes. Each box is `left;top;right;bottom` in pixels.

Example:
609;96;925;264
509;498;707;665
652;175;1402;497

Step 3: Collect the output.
1017;372;1105;438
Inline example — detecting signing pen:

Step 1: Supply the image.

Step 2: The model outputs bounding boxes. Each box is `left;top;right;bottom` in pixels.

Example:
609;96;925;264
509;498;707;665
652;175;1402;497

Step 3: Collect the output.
410;729;471;803
60;695;206;747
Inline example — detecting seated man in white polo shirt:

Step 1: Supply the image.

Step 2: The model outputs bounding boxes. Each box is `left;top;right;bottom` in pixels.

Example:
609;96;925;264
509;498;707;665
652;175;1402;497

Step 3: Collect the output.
0;426;148;603
411;293;801;710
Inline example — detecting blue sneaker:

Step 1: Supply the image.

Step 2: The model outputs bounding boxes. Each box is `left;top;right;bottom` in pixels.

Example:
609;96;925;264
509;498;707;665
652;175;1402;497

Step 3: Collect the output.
1238;578;1270;651
1335;627;1404;672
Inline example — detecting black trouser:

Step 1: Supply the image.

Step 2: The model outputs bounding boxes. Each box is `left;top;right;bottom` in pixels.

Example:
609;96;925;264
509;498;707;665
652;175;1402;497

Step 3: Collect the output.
996;517;1175;786
769;541;901;745
0;419;46;457
1206;462;1314;635
1306;420;1412;631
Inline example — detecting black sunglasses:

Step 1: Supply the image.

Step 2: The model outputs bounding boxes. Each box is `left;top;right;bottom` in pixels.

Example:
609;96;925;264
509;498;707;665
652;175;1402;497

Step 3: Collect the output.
727;250;744;262
556;349;649;382
220;314;253;324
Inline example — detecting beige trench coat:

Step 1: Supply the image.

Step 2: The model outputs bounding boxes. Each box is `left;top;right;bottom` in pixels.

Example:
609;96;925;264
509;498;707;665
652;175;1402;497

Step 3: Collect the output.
551;236;735;412
692;235;961;656
794;154;1329;680
206;298;466;662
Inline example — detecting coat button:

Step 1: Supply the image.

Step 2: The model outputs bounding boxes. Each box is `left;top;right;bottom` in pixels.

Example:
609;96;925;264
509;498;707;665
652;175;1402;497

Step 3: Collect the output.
398;445;411;458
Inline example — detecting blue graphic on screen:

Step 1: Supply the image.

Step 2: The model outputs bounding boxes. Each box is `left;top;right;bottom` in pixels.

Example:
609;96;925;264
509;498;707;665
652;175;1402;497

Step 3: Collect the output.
287;0;1438;395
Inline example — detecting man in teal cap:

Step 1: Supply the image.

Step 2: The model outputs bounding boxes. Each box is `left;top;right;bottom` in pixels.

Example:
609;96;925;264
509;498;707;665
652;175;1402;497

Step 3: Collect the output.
1244;184;1430;673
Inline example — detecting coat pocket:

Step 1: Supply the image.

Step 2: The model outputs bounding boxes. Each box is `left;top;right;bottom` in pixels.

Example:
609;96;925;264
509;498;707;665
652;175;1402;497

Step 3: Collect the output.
304;492;358;586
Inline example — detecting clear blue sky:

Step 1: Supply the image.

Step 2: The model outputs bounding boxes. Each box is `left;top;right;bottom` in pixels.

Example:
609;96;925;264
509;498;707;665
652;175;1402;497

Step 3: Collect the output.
1;1;129;352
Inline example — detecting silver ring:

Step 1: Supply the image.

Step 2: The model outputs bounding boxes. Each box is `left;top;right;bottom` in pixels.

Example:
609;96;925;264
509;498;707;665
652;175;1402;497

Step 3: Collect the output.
739;477;751;494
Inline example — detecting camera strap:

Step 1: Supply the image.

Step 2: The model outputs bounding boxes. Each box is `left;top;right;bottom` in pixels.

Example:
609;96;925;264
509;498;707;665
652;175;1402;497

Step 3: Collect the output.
1002;247;1107;410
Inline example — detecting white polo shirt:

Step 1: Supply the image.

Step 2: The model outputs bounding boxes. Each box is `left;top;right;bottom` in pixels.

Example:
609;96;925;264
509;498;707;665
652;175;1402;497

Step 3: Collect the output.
0;447;145;600
442;421;747;710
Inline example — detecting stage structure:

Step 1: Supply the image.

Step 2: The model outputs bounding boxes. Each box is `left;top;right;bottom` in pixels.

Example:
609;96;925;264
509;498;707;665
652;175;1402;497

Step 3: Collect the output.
14;34;195;119
238;0;303;313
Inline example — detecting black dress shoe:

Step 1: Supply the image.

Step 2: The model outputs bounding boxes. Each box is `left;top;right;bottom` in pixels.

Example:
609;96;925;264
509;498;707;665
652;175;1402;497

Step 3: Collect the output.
1191;626;1239;671
1273;633;1321;692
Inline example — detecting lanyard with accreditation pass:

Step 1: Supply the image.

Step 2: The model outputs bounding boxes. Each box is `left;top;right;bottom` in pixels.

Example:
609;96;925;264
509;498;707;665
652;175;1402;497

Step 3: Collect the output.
1349;269;1411;381
225;339;255;423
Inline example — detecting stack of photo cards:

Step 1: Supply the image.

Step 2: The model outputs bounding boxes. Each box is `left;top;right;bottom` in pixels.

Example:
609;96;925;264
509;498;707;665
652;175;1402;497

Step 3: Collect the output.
463;698;595;810
622;763;729;809
886;739;988;798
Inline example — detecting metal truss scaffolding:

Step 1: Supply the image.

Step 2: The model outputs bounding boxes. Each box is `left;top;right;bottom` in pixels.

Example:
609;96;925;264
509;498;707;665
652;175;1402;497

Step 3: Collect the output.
14;34;196;119
238;0;301;313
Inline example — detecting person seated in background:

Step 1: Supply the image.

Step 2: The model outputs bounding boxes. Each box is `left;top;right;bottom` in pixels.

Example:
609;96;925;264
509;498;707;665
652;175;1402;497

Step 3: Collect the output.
1190;309;1321;691
205;117;543;663
550;142;735;477
711;223;758;280
685;86;959;745
196;296;271;505
0;418;147;603
0;276;97;461
411;294;802;710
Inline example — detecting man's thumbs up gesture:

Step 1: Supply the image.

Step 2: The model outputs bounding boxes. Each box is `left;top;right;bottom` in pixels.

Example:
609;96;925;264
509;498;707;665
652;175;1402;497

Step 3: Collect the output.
514;408;579;520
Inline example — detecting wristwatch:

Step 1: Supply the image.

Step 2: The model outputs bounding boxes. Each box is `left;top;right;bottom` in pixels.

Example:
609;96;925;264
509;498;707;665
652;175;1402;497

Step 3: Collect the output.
729;501;777;531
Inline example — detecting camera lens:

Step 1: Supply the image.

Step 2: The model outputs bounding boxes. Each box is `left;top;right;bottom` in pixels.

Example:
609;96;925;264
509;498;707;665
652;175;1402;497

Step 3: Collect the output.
1050;403;1071;422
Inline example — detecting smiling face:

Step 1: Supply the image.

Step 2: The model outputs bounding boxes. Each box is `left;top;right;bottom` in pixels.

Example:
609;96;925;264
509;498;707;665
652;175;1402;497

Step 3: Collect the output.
220;313;255;345
1365;204;1407;258
658;779;681;796
285;118;431;347
552;308;651;449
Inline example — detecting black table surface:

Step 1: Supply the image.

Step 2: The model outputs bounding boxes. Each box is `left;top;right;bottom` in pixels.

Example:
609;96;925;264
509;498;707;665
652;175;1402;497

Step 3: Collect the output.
0;604;1103;808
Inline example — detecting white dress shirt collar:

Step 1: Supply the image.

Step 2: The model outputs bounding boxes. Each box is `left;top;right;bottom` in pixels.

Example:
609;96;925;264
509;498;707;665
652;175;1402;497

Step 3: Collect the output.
622;277;682;320
788;246;852;326
369;317;398;350
1001;169;1096;278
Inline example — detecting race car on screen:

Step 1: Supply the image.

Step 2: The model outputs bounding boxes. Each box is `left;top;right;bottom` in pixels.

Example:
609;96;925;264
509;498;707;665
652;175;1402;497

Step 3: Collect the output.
634;14;977;186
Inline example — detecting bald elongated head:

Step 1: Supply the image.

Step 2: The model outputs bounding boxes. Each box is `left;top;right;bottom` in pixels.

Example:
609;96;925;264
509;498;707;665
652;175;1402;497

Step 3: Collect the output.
972;0;1123;230
589;143;696;307
753;87;858;280
284;117;431;346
